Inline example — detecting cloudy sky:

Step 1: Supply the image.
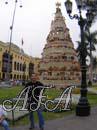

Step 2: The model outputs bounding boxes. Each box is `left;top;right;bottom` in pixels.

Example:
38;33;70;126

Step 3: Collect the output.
0;0;97;57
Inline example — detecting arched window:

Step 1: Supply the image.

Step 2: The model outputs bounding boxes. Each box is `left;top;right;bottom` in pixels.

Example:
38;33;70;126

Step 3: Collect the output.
20;63;22;71
23;63;26;72
64;56;67;60
17;63;19;71
14;62;16;70
14;74;16;79
17;75;19;79
29;63;34;77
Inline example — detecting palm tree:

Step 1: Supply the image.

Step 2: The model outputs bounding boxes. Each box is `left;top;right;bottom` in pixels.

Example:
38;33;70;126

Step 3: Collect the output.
76;40;89;64
76;30;97;85
85;30;97;84
92;56;97;79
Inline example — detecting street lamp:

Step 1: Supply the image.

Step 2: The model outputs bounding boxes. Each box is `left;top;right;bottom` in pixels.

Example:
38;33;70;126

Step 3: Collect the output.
5;0;22;80
64;0;96;116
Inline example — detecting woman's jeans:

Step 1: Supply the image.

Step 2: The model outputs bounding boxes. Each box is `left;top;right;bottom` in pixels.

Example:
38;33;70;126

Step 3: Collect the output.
0;120;10;130
29;109;44;129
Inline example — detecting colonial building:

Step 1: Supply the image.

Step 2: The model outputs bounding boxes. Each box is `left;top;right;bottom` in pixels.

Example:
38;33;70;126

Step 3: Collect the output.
0;41;40;80
39;3;81;88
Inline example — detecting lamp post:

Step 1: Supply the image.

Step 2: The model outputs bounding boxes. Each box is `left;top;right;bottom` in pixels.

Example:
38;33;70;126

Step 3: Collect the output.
5;0;22;80
64;0;96;116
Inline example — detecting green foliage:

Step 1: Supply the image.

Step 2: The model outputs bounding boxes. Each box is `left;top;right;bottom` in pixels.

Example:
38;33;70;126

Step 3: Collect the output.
44;88;62;99
76;30;97;64
88;93;97;106
72;88;80;94
0;86;24;100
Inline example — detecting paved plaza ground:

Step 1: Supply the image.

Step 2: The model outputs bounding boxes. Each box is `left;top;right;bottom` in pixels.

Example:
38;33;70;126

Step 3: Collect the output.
1;106;97;130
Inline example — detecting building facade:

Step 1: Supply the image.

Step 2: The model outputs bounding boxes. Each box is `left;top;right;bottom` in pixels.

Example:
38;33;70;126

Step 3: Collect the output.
39;3;81;88
0;41;40;80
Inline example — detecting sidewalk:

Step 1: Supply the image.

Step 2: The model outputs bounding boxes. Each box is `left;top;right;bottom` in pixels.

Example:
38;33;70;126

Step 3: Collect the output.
4;106;97;130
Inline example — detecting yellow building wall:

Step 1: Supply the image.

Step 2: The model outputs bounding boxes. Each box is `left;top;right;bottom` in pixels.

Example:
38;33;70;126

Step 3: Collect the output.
0;41;41;80
0;41;7;79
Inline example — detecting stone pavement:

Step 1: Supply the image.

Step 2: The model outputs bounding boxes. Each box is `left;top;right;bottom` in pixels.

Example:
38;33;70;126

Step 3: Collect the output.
1;106;96;130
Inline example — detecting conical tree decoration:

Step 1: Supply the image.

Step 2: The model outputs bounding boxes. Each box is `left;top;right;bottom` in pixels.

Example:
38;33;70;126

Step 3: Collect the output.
39;3;81;88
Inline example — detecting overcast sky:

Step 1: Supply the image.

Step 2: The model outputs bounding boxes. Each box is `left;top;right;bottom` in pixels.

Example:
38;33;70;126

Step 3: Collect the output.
0;0;97;57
